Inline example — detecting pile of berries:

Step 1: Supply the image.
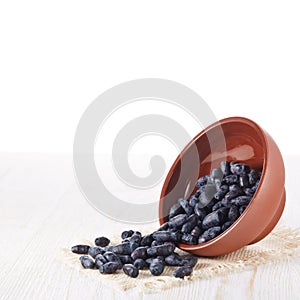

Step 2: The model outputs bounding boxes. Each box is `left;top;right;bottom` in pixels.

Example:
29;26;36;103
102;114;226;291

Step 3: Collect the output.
71;161;261;279
161;161;261;245
72;230;197;279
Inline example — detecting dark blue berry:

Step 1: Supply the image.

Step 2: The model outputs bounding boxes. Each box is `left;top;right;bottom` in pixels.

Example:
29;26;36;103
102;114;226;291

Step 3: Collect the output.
214;190;227;201
103;251;122;269
181;214;198;234
71;245;90;255
147;244;175;257
189;195;199;207
180;255;198;267
140;234;154;246
146;257;164;266
224;190;243;201
229;184;243;194
165;253;182;266
228;205;239;221
194;204;207;221
95;237;110;247
181;233;196;245
169;214;188;228
158;222;169;231
222;221;234;231
152;231;177;242
231;196;252;206
190;226;202;240
178;198;194;215
112;242;132;255
239;205;247;215
212;201;223;211
95;254;107;266
118;255;133;265
248;169;258;186
230;162;250;175
149;259;164;276
103;245;114;252
80;256;95;269
196;175;210;187
223;175;239;185
130;233;142;244
198;226;222;243
173;266;193;279
169;203;184;219
121;230;134;239
131;247;147;260
133;259;147;270
151;240;161;247
99;262;119;274
88;247;105;258
202;209;227;230
244;188;255;196
123;264;139;278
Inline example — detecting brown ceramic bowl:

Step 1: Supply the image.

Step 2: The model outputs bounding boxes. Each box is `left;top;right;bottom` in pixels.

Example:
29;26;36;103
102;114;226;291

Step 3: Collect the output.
159;117;285;256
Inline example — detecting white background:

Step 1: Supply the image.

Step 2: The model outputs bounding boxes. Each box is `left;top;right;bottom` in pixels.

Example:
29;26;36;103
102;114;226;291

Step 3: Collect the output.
0;0;299;157
0;3;299;298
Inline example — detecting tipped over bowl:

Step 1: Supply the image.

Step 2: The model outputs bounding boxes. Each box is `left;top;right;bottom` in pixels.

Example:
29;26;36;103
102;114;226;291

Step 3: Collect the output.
159;117;285;256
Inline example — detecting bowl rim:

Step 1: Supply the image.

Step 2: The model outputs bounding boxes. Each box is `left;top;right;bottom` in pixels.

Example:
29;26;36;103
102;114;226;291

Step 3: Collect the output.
159;116;269;250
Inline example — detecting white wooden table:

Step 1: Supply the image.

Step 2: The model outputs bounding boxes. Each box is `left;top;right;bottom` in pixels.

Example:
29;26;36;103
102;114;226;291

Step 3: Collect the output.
0;153;299;300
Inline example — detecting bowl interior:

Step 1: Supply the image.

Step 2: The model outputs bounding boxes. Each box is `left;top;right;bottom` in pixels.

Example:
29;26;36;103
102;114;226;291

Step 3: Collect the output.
159;117;266;229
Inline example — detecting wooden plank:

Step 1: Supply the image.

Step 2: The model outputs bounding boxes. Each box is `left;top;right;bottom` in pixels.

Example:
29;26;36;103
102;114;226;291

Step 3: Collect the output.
0;154;299;300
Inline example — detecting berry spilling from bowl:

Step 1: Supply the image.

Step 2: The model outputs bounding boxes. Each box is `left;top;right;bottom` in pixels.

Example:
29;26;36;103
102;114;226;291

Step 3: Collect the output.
70;161;260;279
159;116;286;257
161;161;261;245
70;116;285;279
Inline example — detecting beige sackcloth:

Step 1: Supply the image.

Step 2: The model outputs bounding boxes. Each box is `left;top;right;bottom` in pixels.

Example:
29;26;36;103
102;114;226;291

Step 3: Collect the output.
61;225;300;293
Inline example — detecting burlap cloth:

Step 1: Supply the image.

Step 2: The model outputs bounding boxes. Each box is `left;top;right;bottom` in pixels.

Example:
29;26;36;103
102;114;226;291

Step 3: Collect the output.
61;225;300;293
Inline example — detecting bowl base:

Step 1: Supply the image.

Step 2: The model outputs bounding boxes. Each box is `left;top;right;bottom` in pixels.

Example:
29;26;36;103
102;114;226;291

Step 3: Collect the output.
248;188;286;245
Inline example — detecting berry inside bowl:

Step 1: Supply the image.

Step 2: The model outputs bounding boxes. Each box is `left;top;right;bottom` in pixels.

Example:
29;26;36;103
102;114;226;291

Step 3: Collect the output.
159;117;285;256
